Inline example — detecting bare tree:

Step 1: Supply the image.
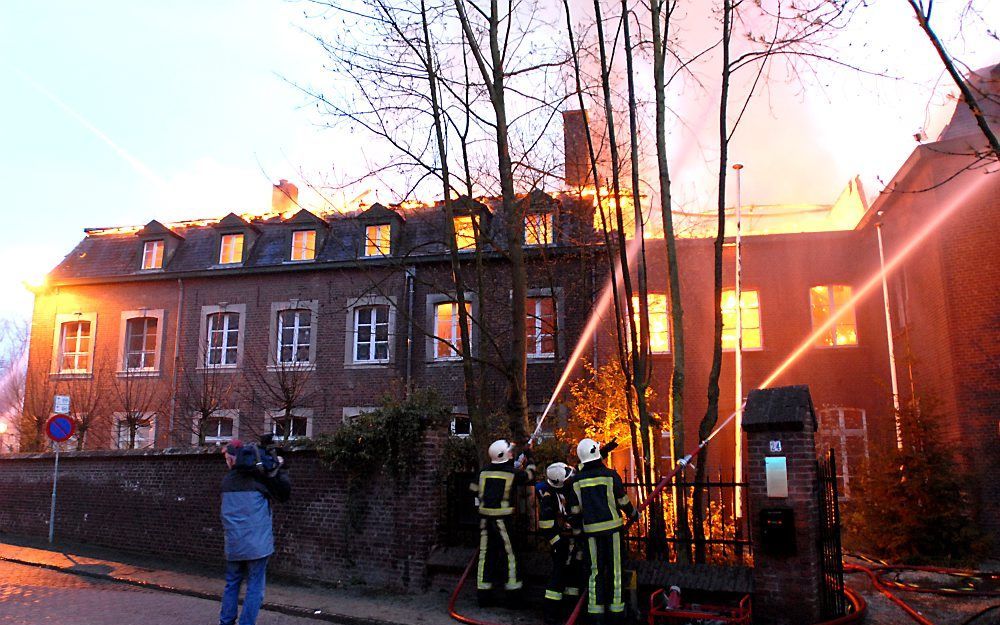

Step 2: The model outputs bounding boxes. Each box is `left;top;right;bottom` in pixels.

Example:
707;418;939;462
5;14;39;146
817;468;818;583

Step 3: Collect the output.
242;345;317;442
176;357;239;446
904;0;1000;161
108;367;167;450
53;353;112;451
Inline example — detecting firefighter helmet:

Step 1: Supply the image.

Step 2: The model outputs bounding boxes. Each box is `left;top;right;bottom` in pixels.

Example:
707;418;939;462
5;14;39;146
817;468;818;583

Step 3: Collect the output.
577;438;601;463
488;439;514;464
545;462;573;488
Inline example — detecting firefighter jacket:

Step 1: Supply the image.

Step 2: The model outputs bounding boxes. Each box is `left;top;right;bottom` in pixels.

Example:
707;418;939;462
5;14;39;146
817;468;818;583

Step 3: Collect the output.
566;459;637;535
535;481;573;543
471;460;533;517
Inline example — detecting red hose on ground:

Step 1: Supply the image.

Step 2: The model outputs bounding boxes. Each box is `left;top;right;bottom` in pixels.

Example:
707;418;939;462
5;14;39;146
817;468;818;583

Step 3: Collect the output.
845;562;935;625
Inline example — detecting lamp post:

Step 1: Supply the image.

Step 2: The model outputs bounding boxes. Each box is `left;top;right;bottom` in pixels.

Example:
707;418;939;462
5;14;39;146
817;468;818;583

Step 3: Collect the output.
733;162;744;518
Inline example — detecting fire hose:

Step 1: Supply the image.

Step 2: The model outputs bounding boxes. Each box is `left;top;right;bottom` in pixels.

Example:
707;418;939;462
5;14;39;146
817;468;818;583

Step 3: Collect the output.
448;412;997;625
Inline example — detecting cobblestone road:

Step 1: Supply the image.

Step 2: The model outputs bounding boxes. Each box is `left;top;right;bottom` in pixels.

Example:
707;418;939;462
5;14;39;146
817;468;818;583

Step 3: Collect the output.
0;560;321;625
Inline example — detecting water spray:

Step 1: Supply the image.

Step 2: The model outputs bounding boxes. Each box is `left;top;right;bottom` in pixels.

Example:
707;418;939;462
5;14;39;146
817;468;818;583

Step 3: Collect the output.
528;236;643;445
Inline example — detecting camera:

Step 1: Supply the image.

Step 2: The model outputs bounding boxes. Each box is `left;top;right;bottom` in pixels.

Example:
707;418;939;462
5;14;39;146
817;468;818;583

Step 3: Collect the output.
235;434;284;477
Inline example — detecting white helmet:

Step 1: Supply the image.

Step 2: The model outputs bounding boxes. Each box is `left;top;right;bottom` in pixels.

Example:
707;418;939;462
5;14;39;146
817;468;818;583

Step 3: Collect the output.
546;462;574;488
577;438;601;463
488;439;514;464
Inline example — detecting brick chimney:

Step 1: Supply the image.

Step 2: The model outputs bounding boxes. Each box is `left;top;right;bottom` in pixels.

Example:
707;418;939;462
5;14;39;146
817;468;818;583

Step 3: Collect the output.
272;179;299;214
563;110;591;189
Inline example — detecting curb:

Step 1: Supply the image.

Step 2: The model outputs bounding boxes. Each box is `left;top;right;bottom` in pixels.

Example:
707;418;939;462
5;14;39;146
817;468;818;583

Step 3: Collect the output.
0;553;410;625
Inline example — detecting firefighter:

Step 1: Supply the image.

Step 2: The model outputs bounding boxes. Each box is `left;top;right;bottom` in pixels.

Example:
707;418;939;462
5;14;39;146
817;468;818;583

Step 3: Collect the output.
470;439;535;607
566;438;638;624
537;462;583;624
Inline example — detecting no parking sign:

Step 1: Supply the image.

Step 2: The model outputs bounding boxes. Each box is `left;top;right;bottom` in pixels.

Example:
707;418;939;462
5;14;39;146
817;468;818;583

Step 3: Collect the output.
45;414;76;443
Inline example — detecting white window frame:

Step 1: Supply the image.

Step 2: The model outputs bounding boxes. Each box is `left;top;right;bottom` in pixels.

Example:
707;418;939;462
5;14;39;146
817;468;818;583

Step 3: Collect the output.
342;406;377;425
219;233;245;265
290;229;316;261
118;309;166;374
199;304;246;369
51;312;98;376
364;223;392;257
526;295;556;358
810;285;859;348
345;296;396;367
266;408;313;441
524;212;553;246
114;412;156;449
816;406;869;498
277;309;313;364
141;239;165;270
430;299;471;361
194;409;239;445
268;300;318;370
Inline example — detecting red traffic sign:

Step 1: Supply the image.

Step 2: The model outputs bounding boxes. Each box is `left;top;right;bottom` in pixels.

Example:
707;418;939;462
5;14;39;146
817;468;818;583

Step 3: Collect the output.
45;414;76;443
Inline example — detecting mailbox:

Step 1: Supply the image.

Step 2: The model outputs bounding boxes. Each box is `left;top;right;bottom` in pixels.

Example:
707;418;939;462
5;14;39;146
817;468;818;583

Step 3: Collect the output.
760;507;796;556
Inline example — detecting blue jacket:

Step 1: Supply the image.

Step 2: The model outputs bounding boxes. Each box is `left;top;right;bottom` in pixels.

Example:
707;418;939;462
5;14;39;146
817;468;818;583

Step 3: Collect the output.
220;469;291;561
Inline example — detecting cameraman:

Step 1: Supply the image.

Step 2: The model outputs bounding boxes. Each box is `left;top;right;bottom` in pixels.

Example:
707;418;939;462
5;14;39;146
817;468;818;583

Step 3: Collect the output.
219;439;291;625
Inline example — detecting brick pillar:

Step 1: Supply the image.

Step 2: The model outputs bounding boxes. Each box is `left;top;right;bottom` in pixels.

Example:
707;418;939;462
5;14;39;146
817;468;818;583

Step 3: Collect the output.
742;385;823;625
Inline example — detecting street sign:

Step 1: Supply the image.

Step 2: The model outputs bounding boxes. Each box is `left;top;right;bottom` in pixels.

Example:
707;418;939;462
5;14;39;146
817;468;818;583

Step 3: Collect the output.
54;395;70;415
45;414;76;443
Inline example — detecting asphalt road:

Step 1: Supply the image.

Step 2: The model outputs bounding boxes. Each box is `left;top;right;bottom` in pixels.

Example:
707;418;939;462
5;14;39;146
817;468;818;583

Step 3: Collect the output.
0;560;321;625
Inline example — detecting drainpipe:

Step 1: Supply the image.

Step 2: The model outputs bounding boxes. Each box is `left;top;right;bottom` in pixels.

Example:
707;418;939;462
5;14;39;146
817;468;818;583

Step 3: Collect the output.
168;278;184;443
732;163;745;518
405;266;416;397
875;222;903;450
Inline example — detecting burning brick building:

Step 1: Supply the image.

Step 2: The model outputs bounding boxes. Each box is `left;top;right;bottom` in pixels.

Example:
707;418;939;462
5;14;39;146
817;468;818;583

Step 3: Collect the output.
18;67;1000;551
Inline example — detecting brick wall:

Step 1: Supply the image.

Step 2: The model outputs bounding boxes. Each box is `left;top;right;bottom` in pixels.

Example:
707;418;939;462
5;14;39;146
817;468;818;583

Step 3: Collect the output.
0;428;448;589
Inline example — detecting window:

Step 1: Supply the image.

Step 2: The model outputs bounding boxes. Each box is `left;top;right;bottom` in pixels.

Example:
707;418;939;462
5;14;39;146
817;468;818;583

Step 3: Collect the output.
142;240;164;270
721;289;761;350
124;317;158;370
810;285;858;347
354;305;390;363
632;294;670;353
219;233;244;265
816;406;869;497
60;321;92;372
453;216;477;251
526;296;556;357
206;312;240;366
290;230;316;261
277;309;312;364
364;224;391;257
434;301;471;359
271;414;308;441
203;415;235;444
115;414;154;449
525;212;554;246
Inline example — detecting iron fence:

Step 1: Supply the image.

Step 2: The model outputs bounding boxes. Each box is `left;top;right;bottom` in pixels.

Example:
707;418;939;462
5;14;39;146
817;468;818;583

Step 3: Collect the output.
444;472;751;566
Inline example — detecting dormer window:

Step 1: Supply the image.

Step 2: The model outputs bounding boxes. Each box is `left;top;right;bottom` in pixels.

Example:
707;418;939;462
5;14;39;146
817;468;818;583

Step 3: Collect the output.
454;216;477;251
219;233;244;265
291;230;316;261
142;240;164;269
525;212;553;246
365;224;391;257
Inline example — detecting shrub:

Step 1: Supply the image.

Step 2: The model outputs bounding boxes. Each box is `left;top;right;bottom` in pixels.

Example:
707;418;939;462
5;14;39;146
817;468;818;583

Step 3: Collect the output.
844;399;988;564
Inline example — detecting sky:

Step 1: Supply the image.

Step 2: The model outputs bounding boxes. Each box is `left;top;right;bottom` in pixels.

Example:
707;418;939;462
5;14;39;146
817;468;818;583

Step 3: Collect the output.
0;0;997;323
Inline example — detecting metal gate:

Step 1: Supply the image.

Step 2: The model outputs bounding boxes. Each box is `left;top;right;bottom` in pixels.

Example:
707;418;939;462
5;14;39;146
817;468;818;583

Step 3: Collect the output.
817;449;846;619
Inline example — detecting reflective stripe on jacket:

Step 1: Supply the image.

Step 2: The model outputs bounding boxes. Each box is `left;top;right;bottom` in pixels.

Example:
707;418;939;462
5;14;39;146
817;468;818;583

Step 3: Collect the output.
566;460;635;535
470;460;530;517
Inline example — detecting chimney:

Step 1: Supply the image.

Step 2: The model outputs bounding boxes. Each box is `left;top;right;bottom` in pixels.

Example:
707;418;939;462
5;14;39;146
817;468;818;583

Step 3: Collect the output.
272;179;299;214
563;110;591;189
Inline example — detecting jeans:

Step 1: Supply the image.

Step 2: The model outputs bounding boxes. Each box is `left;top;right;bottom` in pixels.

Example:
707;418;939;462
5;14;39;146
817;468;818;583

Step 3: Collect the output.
219;557;269;625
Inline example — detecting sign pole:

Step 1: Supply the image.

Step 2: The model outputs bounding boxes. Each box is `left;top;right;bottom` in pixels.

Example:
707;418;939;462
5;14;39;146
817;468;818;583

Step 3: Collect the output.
49;440;60;543
43;411;74;545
